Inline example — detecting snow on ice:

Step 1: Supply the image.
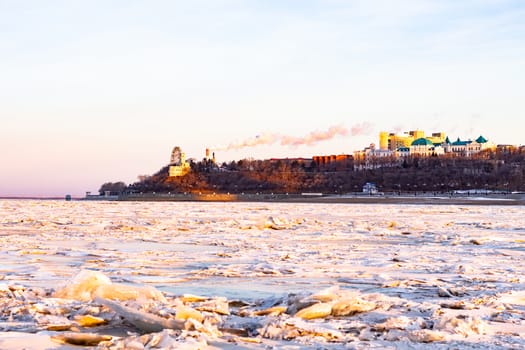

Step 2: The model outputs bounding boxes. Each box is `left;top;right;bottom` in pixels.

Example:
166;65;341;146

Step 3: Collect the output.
0;199;524;349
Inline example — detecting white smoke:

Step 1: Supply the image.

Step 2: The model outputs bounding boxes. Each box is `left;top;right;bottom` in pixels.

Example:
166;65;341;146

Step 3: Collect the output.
211;123;373;151
350;122;373;137
280;125;349;147
212;133;279;151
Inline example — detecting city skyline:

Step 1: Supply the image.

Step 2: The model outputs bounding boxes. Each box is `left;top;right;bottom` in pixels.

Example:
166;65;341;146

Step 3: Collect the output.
1;1;524;197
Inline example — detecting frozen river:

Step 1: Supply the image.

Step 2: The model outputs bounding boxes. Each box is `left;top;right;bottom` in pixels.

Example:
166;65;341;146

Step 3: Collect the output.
0;200;524;349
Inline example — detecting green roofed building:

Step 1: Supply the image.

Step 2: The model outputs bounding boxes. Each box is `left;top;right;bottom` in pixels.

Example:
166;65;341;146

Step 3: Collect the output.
443;135;496;156
476;135;488;144
410;138;444;156
411;138;434;146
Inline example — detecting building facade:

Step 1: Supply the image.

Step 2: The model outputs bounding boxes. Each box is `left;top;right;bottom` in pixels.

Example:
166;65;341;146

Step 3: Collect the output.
443;135;496;157
168;146;190;177
312;154;353;171
372;130;493;159
410;138;445;156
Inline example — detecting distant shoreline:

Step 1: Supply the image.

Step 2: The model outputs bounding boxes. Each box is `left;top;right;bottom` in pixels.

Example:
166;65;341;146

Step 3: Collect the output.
3;193;524;206
0;196;65;200
112;192;525;206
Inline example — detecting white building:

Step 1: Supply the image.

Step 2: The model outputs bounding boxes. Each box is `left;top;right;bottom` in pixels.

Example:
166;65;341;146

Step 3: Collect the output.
410;138;445;156
363;182;378;194
443;135;496;156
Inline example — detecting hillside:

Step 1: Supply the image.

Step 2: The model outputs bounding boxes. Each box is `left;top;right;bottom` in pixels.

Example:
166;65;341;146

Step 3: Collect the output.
120;147;524;195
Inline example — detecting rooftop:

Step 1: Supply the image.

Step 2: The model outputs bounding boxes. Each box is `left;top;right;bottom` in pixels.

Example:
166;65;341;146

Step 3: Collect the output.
476;135;488;143
411;138;434;146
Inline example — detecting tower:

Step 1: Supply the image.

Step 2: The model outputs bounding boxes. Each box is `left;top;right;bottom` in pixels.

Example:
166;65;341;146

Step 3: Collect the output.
170;146;182;165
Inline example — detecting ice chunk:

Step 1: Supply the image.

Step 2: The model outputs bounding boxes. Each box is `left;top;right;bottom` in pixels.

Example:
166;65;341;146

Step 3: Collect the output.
434;315;486;336
331;297;376;316
309;285;341;302
294;302;333;320
260;318;345;341
180;294;207;303
53;270;111;301
196;298;230;315
260;216;290;230
408;329;446;342
95;296;186;333
253;306;287;316
147;329;173;348
53;270;166;303
74;314;107;327
95;283;166;303
175;305;204;323
373;316;412;331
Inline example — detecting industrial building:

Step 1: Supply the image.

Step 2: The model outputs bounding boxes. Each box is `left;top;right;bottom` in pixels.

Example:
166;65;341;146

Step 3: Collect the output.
205;148;216;163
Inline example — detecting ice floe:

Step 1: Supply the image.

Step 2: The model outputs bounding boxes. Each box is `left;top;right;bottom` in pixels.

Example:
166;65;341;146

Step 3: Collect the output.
0;200;524;349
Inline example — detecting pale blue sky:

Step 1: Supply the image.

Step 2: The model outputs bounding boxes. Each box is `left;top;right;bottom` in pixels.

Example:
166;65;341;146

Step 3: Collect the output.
1;0;524;197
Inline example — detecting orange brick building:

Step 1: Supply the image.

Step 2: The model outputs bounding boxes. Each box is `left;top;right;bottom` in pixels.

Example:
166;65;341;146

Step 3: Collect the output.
312;154;353;171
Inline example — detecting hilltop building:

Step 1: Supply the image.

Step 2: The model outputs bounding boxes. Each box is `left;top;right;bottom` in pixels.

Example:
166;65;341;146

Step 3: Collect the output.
356;130;494;163
269;157;313;168
410;138;445;156
312;154;352;171
168;146;190;177
443;135;496;156
165;130;499;177
205;148;216;164
353;143;393;169
379;130;446;151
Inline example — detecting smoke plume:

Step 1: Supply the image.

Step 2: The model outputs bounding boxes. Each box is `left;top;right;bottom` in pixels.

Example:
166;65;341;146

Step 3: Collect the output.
280;125;348;147
215;133;279;151
213;123;372;151
350;122;373;136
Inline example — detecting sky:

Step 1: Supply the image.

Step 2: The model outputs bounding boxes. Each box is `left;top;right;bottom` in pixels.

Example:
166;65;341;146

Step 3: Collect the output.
1;0;524;197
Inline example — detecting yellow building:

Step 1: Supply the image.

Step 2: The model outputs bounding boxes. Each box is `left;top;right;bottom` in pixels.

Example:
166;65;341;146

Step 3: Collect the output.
390;133;413;150
427;132;446;144
379;130;446;151
168;146;190;177
168;162;190;177
379;131;389;150
385;132;415;151
409;130;425;139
